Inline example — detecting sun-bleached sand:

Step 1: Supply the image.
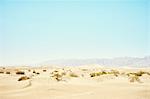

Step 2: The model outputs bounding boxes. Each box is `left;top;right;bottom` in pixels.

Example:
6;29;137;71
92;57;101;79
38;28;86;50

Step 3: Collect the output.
0;66;150;99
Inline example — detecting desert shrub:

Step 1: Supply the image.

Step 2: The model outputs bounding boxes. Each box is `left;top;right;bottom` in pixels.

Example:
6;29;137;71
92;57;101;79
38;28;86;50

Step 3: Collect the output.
101;71;107;75
28;70;31;72
43;70;47;72
135;71;145;76
18;76;30;81
69;73;78;77
129;75;141;83
90;71;107;77
127;71;146;77
90;72;101;77
53;73;62;81
127;73;134;77
50;70;64;81
96;72;103;76
33;70;36;73
0;71;4;74
90;73;96;77
90;70;121;77
53;70;59;73
6;72;10;74
110;70;120;77
36;72;40;75
16;71;25;75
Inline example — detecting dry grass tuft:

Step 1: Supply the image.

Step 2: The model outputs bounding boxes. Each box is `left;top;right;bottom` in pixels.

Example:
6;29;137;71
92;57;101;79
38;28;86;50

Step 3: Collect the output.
69;73;79;77
81;69;88;71
18;76;30;81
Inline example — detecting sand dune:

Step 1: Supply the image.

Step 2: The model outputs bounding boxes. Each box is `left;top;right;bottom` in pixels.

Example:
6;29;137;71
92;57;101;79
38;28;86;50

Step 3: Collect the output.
0;67;150;99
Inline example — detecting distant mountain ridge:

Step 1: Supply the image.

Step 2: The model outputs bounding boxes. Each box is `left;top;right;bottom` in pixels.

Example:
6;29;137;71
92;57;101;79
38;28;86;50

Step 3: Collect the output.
40;56;150;67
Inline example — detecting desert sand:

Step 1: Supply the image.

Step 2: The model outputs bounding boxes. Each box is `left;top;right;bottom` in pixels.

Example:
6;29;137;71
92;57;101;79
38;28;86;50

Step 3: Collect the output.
0;66;150;99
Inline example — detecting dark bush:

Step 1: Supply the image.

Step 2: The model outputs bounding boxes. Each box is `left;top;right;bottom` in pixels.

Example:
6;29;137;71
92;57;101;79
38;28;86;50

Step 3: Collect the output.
16;71;25;75
33;70;36;73
43;70;47;72
6;72;10;74
0;71;4;74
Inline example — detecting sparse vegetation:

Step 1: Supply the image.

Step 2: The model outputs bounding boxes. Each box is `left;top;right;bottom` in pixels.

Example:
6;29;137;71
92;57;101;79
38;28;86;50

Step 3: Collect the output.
33;70;36;73
110;70;120;77
90;70;110;77
135;71;145;76
0;71;4;74
101;70;107;75
90;70;120;77
81;69;88;71
127;71;150;77
69;73;78;77
50;70;64;81
129;75;141;83
6;72;10;74
90;72;96;77
16;71;25;75
126;71;150;83
43;70;47;72
52;73;63;81
53;70;59;73
90;72;104;77
18;76;30;81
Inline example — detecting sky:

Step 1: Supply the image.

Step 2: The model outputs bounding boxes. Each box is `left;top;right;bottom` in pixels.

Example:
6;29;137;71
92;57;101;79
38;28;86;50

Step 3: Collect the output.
0;0;149;66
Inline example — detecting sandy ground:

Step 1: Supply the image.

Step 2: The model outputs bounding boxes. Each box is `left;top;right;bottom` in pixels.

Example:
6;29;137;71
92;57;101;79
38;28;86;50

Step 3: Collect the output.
0;66;150;99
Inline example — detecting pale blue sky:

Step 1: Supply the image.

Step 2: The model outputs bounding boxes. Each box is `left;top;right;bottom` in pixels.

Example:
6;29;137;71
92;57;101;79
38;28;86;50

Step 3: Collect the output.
0;0;149;65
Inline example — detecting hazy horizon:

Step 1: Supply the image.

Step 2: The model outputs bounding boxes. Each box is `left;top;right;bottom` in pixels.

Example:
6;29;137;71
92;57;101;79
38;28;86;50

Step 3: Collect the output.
0;0;150;66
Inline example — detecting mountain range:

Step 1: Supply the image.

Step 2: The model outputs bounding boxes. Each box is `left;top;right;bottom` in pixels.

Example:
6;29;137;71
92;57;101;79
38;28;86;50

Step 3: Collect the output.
40;56;150;67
